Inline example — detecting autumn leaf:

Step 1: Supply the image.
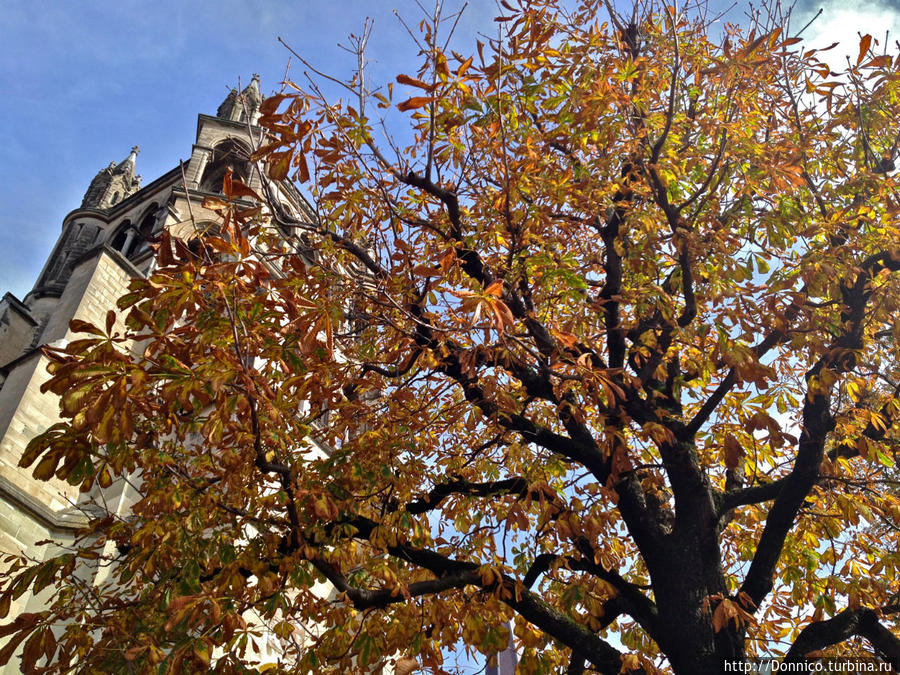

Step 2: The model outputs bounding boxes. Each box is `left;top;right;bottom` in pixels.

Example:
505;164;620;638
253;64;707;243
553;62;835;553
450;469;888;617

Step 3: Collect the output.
397;96;434;112
267;150;292;180
858;34;872;65
723;434;744;470
396;73;435;91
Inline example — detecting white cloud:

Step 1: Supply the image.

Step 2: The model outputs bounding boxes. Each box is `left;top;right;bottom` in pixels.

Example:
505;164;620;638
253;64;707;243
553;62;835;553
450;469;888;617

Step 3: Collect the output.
797;0;900;74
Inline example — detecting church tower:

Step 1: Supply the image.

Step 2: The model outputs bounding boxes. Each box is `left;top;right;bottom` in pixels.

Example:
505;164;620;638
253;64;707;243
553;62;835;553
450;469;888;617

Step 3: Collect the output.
0;77;313;631
80;146;142;210
0;76;516;675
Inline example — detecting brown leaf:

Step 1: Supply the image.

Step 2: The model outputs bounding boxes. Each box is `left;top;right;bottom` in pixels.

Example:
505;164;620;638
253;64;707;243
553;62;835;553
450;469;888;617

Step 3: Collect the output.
296;152;310;183
397;97;434;112
724;434;745;470
68;319;104;336
396;73;435;91
258;93;288;118
267;150;292;180
105;309;116;335
858;34;872;65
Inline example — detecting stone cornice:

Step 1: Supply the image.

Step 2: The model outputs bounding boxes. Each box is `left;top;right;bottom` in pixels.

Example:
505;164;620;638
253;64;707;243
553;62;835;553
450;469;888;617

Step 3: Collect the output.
0;474;87;532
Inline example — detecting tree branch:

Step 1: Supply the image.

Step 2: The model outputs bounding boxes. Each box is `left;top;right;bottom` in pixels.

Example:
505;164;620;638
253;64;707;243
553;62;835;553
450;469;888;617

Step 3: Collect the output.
785;607;900;670
312;515;645;674
740;268;886;607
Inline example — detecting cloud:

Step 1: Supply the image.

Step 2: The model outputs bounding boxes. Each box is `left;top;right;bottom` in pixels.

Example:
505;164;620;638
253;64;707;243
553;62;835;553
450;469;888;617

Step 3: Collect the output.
794;0;900;73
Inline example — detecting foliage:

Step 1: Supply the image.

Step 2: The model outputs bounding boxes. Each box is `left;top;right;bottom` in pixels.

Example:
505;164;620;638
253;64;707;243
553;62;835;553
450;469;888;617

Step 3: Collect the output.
3;1;900;673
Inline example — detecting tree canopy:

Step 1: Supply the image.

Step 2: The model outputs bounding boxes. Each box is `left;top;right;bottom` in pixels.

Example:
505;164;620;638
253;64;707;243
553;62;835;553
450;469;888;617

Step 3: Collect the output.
3;1;900;673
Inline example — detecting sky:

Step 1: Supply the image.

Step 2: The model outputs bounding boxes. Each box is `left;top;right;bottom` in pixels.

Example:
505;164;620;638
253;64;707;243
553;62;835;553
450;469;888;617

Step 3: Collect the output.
0;0;500;300
2;0;899;301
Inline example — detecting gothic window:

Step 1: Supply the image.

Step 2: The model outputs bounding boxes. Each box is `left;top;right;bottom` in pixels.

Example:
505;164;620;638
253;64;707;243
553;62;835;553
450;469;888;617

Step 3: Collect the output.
199;139;252;194
131;204;160;257
107;205;161;260
109;221;132;252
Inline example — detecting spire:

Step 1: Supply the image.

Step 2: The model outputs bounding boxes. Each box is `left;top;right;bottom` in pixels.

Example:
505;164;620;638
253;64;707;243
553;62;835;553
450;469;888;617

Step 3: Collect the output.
81;145;142;210
217;88;239;119
241;74;262;122
117;146;140;171
216;75;263;123
243;74;261;100
113;146;140;182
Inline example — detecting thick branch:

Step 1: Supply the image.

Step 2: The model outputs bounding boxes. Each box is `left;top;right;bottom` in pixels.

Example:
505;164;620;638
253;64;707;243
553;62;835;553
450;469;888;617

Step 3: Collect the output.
740;270;881;607
720;386;900;515
406;476;534;515
719;478;787;513
310;556;481;610
315;516;645;674
504;583;645;674
599;204;627;369
520;548;659;638
785;607;900;670
682;301;801;439
432;345;667;557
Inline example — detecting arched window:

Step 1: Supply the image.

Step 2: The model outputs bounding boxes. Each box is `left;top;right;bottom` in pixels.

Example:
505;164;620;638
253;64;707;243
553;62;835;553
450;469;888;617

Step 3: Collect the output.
130;204;160;256
199;139;252;194
107;205;162;260
109;221;133;252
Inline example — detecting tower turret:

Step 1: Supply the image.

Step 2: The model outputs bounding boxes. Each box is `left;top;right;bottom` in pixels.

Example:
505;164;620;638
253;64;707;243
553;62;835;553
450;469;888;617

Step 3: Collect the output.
81;146;141;210
215;74;262;124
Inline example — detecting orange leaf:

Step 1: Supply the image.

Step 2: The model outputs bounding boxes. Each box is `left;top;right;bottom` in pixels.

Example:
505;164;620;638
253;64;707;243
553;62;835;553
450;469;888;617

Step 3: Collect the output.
397;97;434;112
489;298;515;335
858;34;872;66
553;329;578;349
258;93;288;118
484;280;504;297
396;73;434;91
227;177;262;201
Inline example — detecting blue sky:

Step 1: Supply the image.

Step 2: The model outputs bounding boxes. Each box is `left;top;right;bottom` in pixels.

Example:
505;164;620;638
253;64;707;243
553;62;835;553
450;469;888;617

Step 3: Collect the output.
0;0;499;300
3;0;898;300
2;1;899;300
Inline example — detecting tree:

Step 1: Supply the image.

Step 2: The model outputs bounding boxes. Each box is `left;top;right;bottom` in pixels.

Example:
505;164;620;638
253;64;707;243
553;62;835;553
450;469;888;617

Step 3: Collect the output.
3;1;900;672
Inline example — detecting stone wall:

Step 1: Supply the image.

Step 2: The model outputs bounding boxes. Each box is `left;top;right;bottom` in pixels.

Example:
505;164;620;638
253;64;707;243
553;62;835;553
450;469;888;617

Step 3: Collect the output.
0;248;135;534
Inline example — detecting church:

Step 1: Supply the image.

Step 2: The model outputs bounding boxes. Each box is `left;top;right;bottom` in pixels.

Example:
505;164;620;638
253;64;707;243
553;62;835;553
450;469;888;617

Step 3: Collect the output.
0;75;311;635
0;77;514;674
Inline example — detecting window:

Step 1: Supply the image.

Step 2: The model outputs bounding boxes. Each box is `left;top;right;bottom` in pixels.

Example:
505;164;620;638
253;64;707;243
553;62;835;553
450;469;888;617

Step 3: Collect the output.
131;204;160;256
109;221;132;252
199;139;252;193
